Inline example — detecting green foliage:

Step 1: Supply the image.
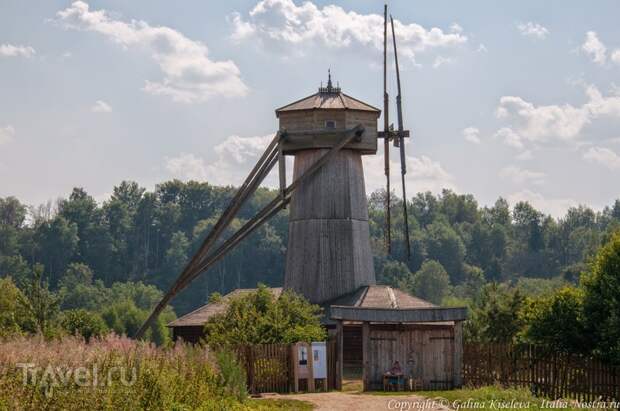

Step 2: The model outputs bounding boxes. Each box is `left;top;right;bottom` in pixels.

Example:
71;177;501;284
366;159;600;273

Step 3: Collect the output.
0;277;27;337
423;222;465;283
204;284;326;348
0;335;261;411
17;265;61;336
519;287;587;353
2;181;620;354
377;260;413;289
513;276;567;297
582;230;620;363
59;262;93;289
407;260;450;304
216;349;248;402
60;309;108;341
466;283;525;343
411;385;583;411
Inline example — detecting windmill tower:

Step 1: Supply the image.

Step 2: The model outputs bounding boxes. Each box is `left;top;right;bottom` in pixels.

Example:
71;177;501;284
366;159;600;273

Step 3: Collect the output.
137;8;416;339
276;72;381;303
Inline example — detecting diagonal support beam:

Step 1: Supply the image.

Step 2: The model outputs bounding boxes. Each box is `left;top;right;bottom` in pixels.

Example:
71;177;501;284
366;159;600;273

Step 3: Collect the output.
135;125;364;339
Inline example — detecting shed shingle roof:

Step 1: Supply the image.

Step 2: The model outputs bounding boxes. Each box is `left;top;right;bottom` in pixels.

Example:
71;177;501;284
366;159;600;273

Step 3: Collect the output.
167;288;283;327
168;285;438;328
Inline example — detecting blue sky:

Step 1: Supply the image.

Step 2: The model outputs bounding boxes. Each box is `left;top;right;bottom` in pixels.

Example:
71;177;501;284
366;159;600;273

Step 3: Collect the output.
1;0;620;217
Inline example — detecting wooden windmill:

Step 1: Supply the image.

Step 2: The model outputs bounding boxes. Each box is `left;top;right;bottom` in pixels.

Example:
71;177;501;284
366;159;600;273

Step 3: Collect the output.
136;5;413;338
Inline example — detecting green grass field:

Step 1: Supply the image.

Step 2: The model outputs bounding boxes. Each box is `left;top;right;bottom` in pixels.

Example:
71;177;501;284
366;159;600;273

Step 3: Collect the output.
372;385;598;411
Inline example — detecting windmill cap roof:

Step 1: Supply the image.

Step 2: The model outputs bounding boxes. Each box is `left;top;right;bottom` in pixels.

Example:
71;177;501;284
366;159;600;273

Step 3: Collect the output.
275;91;381;117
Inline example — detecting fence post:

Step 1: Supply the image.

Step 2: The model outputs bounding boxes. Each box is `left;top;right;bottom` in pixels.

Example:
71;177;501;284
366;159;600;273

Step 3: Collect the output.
290;343;299;393
336;320;343;390
453;321;463;388
246;345;255;395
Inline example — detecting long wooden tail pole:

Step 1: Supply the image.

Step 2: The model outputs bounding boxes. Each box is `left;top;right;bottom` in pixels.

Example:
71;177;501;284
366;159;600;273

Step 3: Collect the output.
383;4;391;255
175;125;364;293
135;139;280;339
135;125;364;339
390;15;411;260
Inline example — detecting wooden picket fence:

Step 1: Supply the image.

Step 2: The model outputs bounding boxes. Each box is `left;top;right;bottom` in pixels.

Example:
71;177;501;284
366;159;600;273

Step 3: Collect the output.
463;343;620;401
235;339;339;394
236;343;292;394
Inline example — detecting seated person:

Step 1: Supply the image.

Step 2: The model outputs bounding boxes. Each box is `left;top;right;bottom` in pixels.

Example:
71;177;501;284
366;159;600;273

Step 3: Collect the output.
386;360;403;376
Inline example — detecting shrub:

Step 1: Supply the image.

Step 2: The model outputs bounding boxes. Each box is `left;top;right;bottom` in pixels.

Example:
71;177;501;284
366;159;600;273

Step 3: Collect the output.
60;309;108;342
519;287;587;353
582;230;620;364
204;284;326;348
216;349;248;402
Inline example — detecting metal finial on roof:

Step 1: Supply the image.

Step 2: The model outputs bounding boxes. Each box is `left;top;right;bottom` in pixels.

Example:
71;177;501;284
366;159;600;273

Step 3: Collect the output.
319;68;341;94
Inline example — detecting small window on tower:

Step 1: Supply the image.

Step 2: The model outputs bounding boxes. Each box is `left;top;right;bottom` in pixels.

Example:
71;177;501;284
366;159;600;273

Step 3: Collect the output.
325;120;336;129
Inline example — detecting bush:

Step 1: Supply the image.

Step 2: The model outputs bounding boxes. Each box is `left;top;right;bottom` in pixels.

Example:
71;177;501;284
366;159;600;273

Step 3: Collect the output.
204;284;326;348
216;349;248;402
582;230;620;364
410;260;450;304
60;309;108;341
519;287;587;353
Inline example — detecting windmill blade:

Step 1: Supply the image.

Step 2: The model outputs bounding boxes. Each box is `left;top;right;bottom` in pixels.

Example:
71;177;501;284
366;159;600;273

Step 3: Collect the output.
383;3;391;254
390;14;411;260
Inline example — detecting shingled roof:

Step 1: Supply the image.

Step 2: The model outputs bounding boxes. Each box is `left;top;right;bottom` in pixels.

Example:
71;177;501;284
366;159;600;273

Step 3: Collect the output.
168;285;437;328
324;285;436;310
275;92;380;116
167;287;283;327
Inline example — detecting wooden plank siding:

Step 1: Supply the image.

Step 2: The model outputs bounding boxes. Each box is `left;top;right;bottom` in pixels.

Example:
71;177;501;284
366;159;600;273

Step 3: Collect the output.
365;324;456;391
278;110;378;154
330;305;468;323
284;149;376;304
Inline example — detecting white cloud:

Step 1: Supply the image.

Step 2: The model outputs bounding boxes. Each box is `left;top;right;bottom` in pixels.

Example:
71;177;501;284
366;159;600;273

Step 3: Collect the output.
0;126;15;145
462;127;480;144
612;49;620;65
363;154;456;195
477;44;488;53
166;134;279;186
516;150;533;161
508;189;578;218
500;165;545;185
517;22;549;40
230;0;466;63
0;44;36;58
494;127;523;149
56;1;247;103
495;84;620;146
91;100;112;113
450;23;463;34
581;31;607;65
583;146;620;170
432;56;453;68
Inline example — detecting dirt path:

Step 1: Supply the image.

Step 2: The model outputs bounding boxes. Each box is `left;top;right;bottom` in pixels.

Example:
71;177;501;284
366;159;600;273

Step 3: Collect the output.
272;392;452;411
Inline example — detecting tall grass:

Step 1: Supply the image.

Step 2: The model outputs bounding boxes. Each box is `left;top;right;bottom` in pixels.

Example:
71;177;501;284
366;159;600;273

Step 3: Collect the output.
0;334;248;410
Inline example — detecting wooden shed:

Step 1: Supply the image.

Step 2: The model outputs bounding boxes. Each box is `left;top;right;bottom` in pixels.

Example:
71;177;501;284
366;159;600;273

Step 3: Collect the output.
324;285;467;391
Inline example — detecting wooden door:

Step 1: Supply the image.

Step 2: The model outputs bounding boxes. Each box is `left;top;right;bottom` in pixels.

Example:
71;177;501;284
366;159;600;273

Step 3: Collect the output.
422;328;454;390
368;335;397;390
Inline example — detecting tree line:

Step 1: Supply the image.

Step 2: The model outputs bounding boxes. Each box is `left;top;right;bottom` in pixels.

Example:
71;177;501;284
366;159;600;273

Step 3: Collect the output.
1;180;619;359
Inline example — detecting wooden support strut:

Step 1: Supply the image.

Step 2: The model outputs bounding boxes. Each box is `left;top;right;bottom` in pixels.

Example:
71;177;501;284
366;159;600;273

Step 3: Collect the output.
174;125;365;292
135;125;364;339
135;134;281;339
